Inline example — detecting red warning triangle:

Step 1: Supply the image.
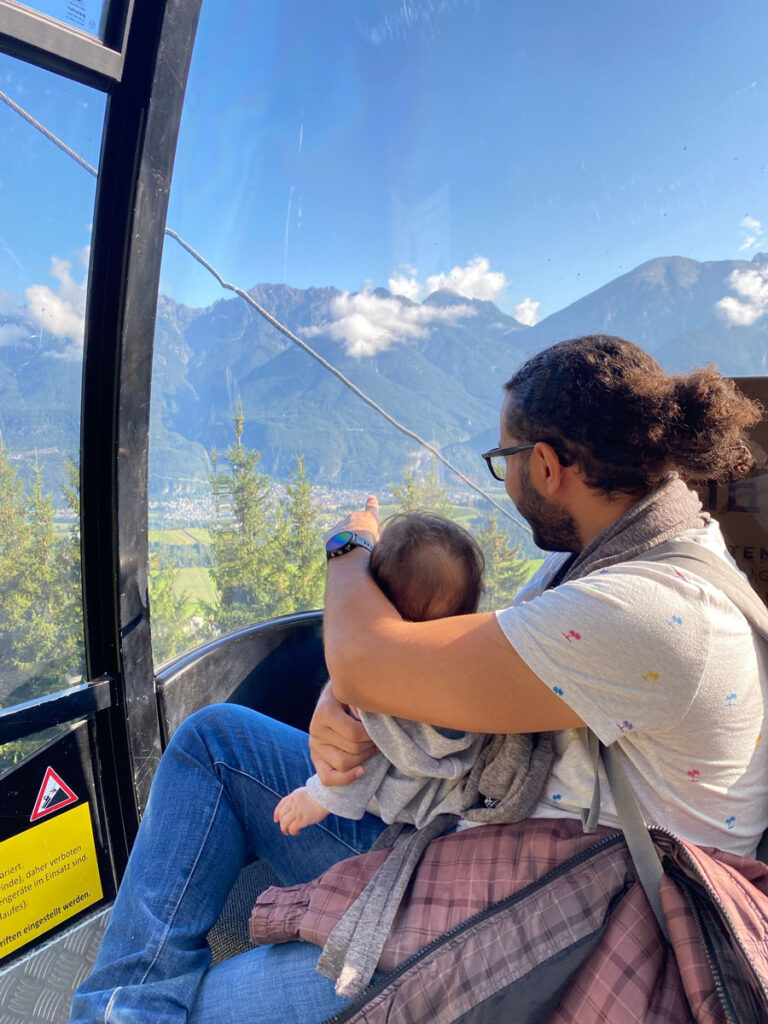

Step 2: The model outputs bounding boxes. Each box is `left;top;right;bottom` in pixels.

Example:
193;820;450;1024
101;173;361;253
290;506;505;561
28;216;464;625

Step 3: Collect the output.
30;766;78;822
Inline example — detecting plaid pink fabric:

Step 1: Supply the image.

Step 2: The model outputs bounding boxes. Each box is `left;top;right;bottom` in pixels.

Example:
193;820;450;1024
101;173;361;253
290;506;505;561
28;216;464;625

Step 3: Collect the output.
250;820;618;968
658;834;768;1020
249;820;768;1023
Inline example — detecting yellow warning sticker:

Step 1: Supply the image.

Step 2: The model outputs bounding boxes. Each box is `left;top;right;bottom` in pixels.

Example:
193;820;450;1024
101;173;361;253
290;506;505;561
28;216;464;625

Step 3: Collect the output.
0;802;103;958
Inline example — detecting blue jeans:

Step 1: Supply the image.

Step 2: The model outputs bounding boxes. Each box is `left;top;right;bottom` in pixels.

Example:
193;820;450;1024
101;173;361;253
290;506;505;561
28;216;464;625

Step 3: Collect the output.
69;704;387;1023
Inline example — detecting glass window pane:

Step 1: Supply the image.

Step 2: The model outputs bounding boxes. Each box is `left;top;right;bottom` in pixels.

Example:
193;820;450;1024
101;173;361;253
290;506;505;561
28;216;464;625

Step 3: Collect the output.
0;54;105;771
149;1;768;662
11;0;108;40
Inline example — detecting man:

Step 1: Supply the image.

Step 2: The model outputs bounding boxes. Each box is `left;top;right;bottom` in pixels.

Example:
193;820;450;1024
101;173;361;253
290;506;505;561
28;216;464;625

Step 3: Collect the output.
71;335;766;1024
315;335;766;854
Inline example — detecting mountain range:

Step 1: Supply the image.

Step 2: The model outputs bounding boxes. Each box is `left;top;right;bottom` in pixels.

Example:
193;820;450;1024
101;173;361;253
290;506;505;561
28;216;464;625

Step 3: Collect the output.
2;252;767;500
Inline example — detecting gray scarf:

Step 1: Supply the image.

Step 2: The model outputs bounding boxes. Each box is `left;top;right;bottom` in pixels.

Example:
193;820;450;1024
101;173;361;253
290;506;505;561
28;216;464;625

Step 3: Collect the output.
318;474;708;998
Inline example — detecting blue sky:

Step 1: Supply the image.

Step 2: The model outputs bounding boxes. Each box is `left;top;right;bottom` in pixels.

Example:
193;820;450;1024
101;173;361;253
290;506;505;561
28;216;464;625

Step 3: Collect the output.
2;0;768;335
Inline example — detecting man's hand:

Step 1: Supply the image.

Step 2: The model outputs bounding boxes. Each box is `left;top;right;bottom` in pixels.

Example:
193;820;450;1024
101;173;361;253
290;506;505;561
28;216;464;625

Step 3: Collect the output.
309;683;377;786
323;494;381;548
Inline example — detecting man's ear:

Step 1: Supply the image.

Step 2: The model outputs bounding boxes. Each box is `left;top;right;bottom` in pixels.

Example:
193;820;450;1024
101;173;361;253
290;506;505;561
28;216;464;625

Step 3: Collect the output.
531;442;566;495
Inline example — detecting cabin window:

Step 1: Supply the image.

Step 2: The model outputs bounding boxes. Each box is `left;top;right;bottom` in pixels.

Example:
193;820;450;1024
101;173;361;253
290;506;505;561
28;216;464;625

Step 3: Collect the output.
146;2;768;666
0;53;104;773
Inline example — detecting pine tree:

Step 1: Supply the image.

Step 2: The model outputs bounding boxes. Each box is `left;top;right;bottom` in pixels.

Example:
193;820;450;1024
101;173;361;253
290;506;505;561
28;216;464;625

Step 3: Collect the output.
149;562;190;664
0;436;31;702
15;457;57;671
50;459;86;681
208;411;325;630
473;515;532;611
278;456;325;614
0;453;58;682
391;457;450;516
0;448;85;711
209;402;280;632
0;452;86;771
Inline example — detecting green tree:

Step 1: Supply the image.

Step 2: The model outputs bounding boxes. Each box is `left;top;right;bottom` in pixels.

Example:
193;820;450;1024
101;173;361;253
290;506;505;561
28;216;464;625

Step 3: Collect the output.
149;563;191;664
0;450;67;695
391;458;450;516
0;450;87;774
0;436;31;694
50;459;86;680
208;408;325;632
14;458;57;670
209;403;278;632
0;451;85;698
473;515;532;611
269;456;325;616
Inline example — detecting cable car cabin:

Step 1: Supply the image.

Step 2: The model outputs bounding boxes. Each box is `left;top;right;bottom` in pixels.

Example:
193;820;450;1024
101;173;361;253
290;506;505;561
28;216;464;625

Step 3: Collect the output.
1;1;768;1019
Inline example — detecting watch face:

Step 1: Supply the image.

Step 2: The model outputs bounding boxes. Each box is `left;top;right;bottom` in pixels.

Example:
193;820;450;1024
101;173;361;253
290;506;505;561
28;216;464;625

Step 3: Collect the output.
326;530;354;552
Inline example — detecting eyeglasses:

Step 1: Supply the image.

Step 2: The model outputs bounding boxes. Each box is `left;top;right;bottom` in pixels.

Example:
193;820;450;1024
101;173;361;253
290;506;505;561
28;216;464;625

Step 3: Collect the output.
481;444;535;481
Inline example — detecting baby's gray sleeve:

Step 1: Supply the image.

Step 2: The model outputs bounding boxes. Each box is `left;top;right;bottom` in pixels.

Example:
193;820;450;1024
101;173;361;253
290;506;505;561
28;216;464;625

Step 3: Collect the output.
304;752;391;819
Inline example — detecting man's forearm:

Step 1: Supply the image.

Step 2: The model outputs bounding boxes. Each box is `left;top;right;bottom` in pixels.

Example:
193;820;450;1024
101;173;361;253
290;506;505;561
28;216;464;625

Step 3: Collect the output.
323;546;399;701
324;550;585;733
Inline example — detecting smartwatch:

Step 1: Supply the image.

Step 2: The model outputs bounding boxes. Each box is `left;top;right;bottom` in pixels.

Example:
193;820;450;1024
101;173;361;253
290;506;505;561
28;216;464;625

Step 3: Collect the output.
325;530;374;560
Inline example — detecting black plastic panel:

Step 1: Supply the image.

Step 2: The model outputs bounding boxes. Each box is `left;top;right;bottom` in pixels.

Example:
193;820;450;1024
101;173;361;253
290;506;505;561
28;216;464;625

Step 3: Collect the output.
156;612;327;744
0;721;116;964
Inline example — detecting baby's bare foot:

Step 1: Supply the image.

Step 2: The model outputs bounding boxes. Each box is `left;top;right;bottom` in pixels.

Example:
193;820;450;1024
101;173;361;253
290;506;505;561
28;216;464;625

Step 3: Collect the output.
274;787;329;835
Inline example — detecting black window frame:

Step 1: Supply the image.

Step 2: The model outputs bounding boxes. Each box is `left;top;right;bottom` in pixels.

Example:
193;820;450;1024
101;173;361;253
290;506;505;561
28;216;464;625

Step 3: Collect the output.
0;0;202;875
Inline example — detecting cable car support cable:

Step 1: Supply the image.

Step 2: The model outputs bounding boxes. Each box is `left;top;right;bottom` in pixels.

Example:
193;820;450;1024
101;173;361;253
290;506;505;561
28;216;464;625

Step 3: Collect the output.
0;88;530;532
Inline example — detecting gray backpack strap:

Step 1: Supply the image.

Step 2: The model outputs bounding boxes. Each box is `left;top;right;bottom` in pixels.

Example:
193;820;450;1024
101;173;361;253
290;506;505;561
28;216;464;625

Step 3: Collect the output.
600;739;670;940
580;729;602;834
595;540;768;940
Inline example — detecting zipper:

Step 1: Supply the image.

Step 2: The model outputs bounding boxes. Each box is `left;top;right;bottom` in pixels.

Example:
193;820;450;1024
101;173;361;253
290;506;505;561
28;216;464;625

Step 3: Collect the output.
674;872;737;1024
650;825;768;1007
321;830;624;1024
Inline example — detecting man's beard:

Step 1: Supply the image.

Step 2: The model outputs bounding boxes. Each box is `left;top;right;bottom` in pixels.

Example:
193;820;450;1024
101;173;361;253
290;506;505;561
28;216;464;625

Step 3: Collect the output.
517;460;581;552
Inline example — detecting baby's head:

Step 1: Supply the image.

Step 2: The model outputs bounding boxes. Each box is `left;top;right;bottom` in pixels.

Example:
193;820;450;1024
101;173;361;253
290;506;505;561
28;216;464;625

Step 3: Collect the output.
369;511;485;621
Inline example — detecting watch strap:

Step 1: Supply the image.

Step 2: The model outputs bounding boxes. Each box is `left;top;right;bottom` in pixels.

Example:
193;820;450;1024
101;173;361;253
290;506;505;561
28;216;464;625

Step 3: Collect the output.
326;531;374;559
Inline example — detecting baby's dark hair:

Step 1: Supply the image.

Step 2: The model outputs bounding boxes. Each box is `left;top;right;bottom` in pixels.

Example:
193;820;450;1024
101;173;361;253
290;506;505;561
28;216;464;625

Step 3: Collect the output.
369;511;485;621
505;335;763;496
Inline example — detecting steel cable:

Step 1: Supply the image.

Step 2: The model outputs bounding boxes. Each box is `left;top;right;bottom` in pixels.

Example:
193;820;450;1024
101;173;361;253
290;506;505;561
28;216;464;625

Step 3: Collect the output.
0;88;529;532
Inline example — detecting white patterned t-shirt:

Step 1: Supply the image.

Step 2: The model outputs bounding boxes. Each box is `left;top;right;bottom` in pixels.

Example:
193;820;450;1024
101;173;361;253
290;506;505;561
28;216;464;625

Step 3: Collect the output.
495;520;768;857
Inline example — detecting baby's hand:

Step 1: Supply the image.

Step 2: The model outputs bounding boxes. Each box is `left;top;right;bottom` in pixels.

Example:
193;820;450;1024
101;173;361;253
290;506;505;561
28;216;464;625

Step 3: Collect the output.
274;787;329;835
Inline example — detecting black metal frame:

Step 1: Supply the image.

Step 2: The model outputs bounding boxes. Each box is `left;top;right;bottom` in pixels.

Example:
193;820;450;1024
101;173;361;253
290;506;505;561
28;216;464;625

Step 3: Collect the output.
0;0;202;876
0;677;112;746
81;0;203;854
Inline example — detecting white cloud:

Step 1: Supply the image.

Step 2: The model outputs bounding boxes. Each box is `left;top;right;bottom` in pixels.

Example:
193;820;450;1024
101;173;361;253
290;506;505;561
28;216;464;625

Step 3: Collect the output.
739;215;763;253
717;266;768;326
388;257;507;304
307;284;474;357
423;257;507;301
310;256;508;356
514;297;541;327
24;256;86;350
388;268;421;302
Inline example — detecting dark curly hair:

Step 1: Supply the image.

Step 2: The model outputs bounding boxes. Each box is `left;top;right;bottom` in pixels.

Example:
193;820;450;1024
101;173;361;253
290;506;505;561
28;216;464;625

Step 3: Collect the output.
504;335;763;495
369;511;485;620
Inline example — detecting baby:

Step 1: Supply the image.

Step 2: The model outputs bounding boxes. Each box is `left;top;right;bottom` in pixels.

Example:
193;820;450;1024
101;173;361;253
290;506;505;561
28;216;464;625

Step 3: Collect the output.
274;510;488;835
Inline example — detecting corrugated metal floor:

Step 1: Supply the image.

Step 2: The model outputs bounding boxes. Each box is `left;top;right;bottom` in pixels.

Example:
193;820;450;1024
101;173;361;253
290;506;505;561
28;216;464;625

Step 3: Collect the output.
0;860;280;1023
0;909;109;1024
